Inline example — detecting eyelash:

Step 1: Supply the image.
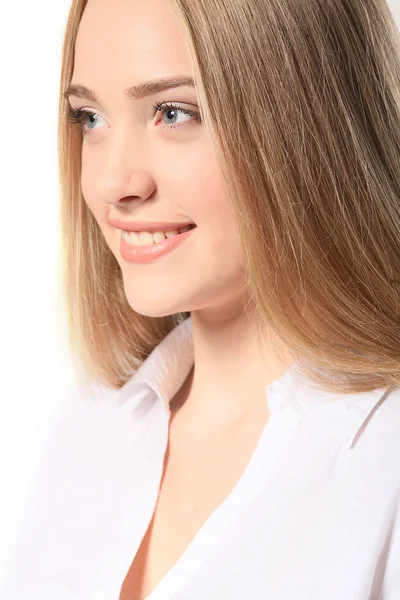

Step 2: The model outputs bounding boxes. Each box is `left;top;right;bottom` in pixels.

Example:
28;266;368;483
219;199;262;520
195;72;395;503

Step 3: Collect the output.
66;100;201;135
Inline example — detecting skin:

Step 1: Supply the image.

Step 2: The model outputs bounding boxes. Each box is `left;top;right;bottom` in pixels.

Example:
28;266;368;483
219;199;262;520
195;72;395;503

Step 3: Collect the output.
70;0;296;433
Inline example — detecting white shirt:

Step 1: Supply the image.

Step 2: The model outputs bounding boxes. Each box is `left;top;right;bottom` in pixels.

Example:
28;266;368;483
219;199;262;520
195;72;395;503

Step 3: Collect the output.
1;315;400;600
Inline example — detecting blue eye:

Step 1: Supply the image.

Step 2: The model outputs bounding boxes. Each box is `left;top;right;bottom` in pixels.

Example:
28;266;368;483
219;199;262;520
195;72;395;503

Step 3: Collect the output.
151;100;201;131
67;107;105;134
66;101;201;136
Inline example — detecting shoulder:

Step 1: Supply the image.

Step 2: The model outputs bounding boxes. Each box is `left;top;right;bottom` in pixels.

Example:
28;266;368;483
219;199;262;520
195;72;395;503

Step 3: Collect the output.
0;382;122;596
352;386;400;495
11;381;122;529
34;381;123;480
359;386;400;453
35;382;115;451
375;390;400;598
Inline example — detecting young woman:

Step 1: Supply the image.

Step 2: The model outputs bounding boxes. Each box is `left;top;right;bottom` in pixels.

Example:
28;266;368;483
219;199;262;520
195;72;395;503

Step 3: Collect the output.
1;0;400;598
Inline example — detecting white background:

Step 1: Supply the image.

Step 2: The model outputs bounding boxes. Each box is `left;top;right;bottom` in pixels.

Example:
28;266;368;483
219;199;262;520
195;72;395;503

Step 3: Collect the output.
0;0;399;585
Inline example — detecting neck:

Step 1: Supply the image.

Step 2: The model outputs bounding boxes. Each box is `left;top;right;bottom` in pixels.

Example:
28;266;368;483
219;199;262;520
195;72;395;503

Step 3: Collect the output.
170;303;296;429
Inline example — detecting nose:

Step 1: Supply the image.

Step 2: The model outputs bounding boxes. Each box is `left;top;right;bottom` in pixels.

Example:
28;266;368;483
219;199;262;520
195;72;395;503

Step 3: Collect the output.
94;129;156;206
99;170;156;207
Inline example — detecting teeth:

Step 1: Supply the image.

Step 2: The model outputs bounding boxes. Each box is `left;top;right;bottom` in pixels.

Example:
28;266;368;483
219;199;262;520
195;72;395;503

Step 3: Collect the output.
121;225;193;246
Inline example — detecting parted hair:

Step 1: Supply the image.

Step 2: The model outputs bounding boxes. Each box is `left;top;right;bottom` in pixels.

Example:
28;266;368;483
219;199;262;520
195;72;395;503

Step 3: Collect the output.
57;0;400;396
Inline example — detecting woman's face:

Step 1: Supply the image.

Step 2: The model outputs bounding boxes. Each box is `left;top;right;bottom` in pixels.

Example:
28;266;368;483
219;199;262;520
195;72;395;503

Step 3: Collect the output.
69;0;247;319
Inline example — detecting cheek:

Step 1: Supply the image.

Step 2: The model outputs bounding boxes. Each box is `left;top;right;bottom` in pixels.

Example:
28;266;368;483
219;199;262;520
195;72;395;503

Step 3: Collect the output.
186;147;239;240
81;151;104;211
171;141;235;223
80;153;96;210
80;160;111;239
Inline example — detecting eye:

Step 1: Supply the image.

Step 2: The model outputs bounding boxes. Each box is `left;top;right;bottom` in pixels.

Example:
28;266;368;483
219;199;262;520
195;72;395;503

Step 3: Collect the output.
151;101;201;131
66;101;201;136
67;106;107;135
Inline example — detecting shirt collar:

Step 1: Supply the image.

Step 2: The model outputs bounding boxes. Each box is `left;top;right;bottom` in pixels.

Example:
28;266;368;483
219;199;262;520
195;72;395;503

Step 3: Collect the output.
117;316;194;411
119;316;393;449
266;362;392;448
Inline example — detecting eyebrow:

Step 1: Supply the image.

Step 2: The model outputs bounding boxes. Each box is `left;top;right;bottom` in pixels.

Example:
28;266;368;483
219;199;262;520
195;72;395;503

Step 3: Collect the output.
63;75;196;103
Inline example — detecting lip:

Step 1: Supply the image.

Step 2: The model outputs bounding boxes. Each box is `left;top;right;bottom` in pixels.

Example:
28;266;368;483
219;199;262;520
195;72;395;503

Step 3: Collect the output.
109;218;195;233
119;225;197;264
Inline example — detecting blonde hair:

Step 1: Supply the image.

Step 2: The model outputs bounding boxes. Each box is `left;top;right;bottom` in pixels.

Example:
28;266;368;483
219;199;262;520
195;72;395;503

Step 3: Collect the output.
57;0;400;396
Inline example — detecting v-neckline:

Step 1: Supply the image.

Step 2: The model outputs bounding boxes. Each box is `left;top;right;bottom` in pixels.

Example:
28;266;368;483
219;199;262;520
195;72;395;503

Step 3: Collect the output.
138;400;301;600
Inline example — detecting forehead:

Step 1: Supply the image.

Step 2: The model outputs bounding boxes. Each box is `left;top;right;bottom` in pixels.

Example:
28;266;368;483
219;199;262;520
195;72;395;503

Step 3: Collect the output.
73;0;192;83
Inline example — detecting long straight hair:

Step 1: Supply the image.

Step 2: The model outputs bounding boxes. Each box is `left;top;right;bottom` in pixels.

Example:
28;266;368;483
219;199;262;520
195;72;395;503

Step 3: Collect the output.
57;0;400;396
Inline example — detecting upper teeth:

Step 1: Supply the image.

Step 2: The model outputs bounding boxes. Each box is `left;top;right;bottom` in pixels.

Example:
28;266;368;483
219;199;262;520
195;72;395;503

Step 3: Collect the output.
121;224;193;246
